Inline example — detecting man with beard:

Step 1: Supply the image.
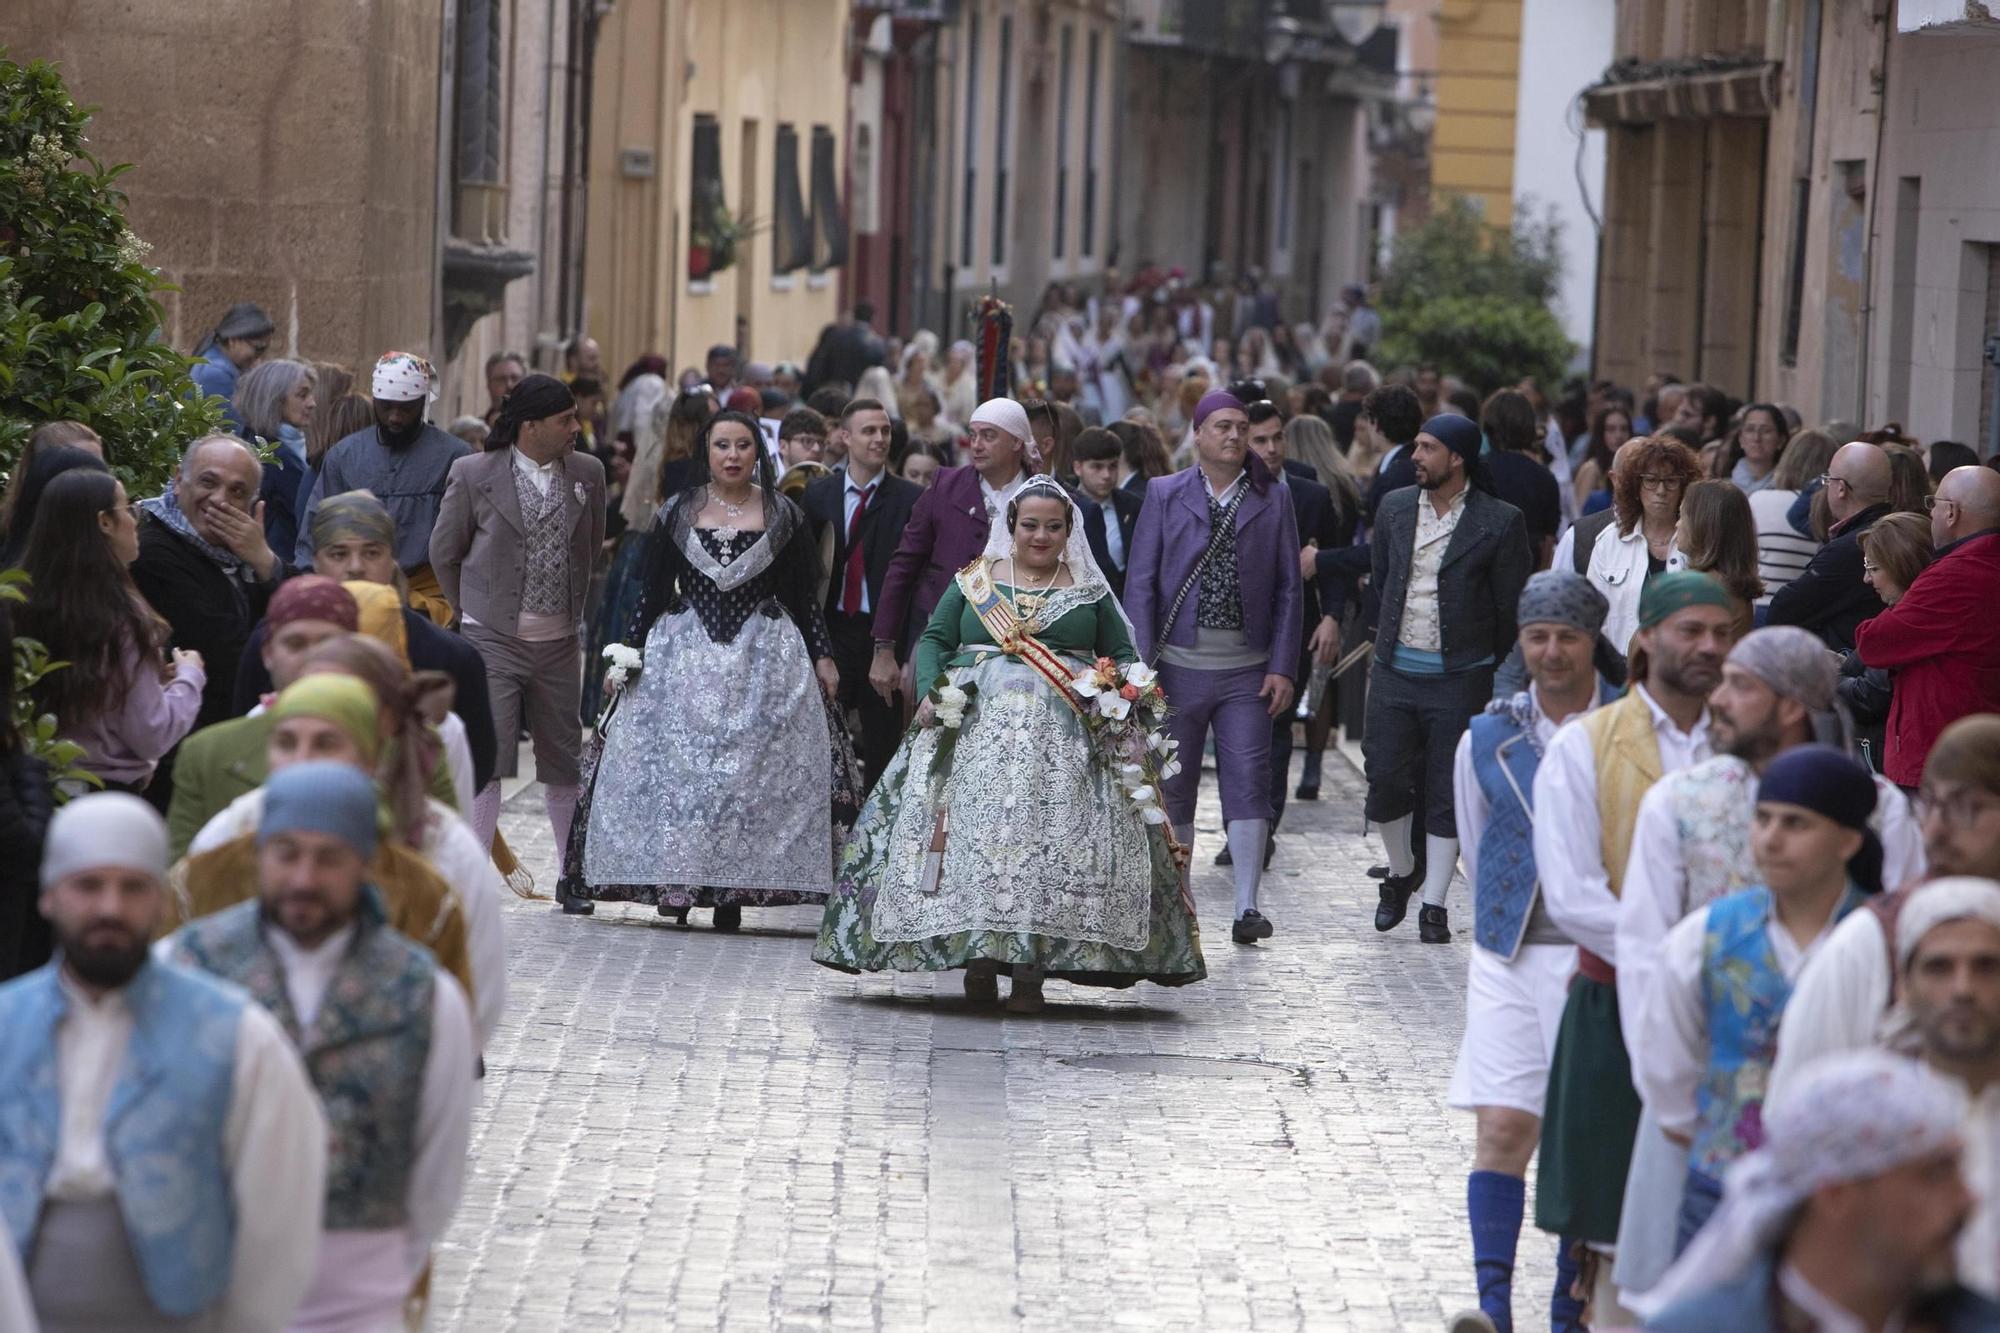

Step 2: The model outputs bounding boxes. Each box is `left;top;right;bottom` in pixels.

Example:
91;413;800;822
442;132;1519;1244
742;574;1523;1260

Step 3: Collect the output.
1773;713;2000;1096
0;793;324;1332
1608;628;1925;1294
170;762;475;1333
1530;571;1736;1320
1890;876;2000;1297
296;351;472;617
1365;413;1531;942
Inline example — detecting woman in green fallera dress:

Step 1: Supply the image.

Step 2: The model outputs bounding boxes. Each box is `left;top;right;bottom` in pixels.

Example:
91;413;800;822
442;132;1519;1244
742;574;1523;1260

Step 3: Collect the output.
813;477;1205;1012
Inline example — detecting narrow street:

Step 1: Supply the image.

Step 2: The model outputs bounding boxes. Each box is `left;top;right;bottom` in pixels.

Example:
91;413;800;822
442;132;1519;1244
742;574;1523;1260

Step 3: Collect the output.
434;751;1552;1331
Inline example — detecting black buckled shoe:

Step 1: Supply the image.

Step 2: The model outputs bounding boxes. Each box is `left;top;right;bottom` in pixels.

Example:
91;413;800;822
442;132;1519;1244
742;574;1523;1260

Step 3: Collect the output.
1367;863;1390;880
1419;904;1452;943
1231;909;1275;943
560;894;594;915
713;905;743;932
1374;875;1418;932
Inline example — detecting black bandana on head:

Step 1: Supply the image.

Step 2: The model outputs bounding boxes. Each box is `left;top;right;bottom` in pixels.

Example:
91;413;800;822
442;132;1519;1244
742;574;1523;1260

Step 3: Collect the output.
490;373;577;450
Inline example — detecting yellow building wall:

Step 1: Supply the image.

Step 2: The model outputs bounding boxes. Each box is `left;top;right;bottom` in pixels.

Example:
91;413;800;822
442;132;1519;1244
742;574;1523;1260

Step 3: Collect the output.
1430;0;1523;224
585;0;851;376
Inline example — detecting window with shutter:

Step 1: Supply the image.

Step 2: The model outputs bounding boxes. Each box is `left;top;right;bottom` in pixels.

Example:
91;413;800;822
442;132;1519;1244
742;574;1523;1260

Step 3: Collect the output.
810;125;848;272
772;124;812;275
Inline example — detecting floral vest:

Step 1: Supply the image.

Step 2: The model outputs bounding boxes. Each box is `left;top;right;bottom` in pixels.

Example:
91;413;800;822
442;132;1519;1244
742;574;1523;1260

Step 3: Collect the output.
1692;885;1866;1177
0;961;244;1317
1663;755;1760;915
174;892;434;1229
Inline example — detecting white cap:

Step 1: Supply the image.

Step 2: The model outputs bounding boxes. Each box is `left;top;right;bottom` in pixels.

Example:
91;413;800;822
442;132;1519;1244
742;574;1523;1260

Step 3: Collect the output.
41;792;170;889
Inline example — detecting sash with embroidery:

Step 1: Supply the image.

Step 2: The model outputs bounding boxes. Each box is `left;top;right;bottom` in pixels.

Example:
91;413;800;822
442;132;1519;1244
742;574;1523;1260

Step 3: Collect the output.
955;559;1085;714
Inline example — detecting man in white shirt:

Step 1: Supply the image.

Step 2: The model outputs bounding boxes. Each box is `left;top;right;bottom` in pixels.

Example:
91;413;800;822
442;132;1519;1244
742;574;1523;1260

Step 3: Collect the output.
1629;747;1883;1264
1772;713;2000;1099
1531;571;1736;1320
0;793;324;1333
169;763;475;1333
1640;1049;1992;1330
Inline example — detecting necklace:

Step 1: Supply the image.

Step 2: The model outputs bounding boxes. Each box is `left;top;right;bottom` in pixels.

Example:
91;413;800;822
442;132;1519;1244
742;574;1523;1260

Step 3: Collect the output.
1007;558;1060;627
711;483;757;548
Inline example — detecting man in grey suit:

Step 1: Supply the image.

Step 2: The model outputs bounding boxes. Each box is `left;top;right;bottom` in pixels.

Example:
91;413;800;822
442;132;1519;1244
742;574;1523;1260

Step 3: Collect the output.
1366;413;1531;942
431;374;607;861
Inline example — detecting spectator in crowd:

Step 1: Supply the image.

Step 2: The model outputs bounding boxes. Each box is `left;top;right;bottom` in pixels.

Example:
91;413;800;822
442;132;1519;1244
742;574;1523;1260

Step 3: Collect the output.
1671;382;1729;446
131;434;285;805
1325;360;1378;451
1070;427;1142;597
188;301;274;429
804;303;888;398
1589;435;1700;658
778;408;827;471
233;358;317;563
1572;403;1634;515
301;391;373;503
1675;479;1765;641
564;335;604;382
1751;427;1838;604
938;340;978;427
168;761;476;1333
1111;418;1171;495
1769;441;1894;651
1841;512;1937;772
1;420;102;542
0;441;109;566
295;352;471;624
1929;440;1980;488
1853;466;2000;788
1556;437;1640;576
22;468;204;797
705;343;739;395
1480;390;1562;567
896;441;947;489
1717;402;1788;495
1639;1050;1991;1329
0;604;53;981
483;349;527;428
0;793;326;1332
904;384;958;455
1361;383;1425;525
448;416;491;450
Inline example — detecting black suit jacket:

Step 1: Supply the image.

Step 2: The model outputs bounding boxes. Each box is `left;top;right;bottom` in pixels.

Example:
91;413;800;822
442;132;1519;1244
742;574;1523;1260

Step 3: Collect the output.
1370;487;1532;671
1364;443;1417;525
1283;474;1347;632
1767;502;1891;653
802;467;924;627
1076;487;1143;595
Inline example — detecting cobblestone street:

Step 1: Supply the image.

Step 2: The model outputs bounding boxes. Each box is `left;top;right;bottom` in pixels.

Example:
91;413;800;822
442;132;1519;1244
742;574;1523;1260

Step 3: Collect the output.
431;747;1554;1332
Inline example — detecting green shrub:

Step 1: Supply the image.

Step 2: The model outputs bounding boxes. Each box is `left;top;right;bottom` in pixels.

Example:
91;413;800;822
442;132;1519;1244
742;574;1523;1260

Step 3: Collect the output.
0;49;223;499
1378;195;1575;398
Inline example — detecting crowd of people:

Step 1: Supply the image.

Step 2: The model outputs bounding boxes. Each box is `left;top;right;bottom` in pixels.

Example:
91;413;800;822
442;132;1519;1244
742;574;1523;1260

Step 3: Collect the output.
1;279;1999;1331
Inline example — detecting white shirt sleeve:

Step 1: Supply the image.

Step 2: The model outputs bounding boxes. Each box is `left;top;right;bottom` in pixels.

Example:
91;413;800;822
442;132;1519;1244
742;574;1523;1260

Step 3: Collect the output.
1630;908;1710;1140
441;714;476;820
429;803;507;1050
1874;778;1926;891
1452;730;1484;899
404;973;475;1272
1769;907;1892;1101
1551;527;1576;574
219;1002;328;1333
0;1237;36;1333
1533;720;1620;962
1615;782;1690;1054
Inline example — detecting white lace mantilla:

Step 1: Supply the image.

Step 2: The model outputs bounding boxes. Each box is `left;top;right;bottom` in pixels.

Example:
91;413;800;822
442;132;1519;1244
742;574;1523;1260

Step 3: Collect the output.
869;656;1153;949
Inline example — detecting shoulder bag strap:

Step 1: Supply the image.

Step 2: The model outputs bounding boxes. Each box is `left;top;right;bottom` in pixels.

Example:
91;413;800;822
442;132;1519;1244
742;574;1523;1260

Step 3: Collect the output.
1149;481;1249;665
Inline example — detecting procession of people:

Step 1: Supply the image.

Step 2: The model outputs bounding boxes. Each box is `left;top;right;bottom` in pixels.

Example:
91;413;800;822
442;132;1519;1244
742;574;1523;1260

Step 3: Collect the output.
4;287;2000;1333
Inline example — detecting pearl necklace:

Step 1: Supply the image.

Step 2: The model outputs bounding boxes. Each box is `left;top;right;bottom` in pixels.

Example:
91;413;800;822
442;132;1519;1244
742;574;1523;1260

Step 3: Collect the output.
1007;558;1061;627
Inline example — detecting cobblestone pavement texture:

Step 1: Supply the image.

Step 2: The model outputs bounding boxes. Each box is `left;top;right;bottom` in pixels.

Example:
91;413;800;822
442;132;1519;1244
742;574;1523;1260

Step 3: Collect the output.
432;750;1555;1331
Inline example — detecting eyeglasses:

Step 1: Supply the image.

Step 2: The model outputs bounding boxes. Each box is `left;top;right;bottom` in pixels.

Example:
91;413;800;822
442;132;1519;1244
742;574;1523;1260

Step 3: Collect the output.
1639;474;1684;491
1817;473;1852;493
787;436;825;449
1915;786;2000;828
1861;561;1881;574
1925;495;1956;513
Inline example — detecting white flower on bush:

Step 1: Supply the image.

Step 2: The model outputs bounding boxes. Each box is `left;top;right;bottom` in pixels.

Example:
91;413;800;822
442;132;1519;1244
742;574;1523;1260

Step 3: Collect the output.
601;643;644;688
934;684;970;729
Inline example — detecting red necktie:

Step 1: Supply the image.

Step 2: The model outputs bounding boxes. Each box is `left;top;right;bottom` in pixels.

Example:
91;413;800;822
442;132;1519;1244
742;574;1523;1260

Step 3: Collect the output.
841;482;875;614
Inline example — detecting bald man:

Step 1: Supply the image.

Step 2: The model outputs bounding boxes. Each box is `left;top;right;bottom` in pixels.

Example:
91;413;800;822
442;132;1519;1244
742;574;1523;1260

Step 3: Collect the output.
1767;440;1893;652
1852;465;2000;786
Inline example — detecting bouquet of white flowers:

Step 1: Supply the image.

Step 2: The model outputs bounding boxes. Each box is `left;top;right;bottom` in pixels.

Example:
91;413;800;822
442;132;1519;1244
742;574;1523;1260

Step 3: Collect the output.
1071;658;1186;863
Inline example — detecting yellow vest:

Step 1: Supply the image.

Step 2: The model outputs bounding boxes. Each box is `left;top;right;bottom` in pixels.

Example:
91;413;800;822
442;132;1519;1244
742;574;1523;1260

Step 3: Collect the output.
1581;689;1664;900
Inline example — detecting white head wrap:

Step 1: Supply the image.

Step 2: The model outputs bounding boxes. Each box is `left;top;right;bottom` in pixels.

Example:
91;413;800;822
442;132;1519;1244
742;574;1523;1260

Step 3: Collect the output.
41;793;169;889
1897;877;2000;969
979;474;1134;644
969;398;1040;468
371;350;439;404
1633;1049;1966;1318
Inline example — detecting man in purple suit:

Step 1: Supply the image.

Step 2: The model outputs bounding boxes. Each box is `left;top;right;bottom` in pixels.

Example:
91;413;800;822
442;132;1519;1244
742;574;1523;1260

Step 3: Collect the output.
1126;390;1303;944
868;398;1034;701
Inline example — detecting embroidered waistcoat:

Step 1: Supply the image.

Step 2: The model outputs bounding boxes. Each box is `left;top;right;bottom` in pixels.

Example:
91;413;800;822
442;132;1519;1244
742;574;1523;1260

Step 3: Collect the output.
1195;494;1245;631
1665;756;1760;916
513;463;570;618
0;961;244;1317
175;893;434;1230
1469;708;1543;960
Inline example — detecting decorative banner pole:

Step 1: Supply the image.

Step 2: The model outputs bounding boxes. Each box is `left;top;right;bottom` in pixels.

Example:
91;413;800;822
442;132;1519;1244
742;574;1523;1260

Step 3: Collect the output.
973;290;1013;403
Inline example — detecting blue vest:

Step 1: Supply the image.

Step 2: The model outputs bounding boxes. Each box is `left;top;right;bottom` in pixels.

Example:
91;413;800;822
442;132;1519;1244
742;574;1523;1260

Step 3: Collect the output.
174;891;434;1229
1692;885;1866;1178
0;960;245;1318
1468;708;1543;960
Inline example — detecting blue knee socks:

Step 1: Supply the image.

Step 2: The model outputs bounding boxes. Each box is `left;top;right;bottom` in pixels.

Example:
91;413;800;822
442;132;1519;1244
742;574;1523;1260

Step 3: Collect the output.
1551;1233;1585;1332
1468;1170;1523;1333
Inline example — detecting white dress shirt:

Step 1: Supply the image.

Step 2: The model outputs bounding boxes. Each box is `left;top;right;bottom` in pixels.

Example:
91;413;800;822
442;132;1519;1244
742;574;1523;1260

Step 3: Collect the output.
1769;908;1894;1100
191;791;508;1050
1094;495;1126;572
266;926;476;1333
979;470;1027;520
1201;468;1245;508
1534;685;1711;963
1631;896;1840;1139
839;466;884;616
47;966;327;1333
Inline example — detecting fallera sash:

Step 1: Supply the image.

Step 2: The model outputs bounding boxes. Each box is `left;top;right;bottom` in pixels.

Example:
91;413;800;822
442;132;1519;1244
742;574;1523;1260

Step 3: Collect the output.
956;560;1085;714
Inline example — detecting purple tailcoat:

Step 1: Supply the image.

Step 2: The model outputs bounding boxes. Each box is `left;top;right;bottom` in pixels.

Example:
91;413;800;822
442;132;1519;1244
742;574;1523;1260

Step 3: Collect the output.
870;465;993;647
1125;455;1304;679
